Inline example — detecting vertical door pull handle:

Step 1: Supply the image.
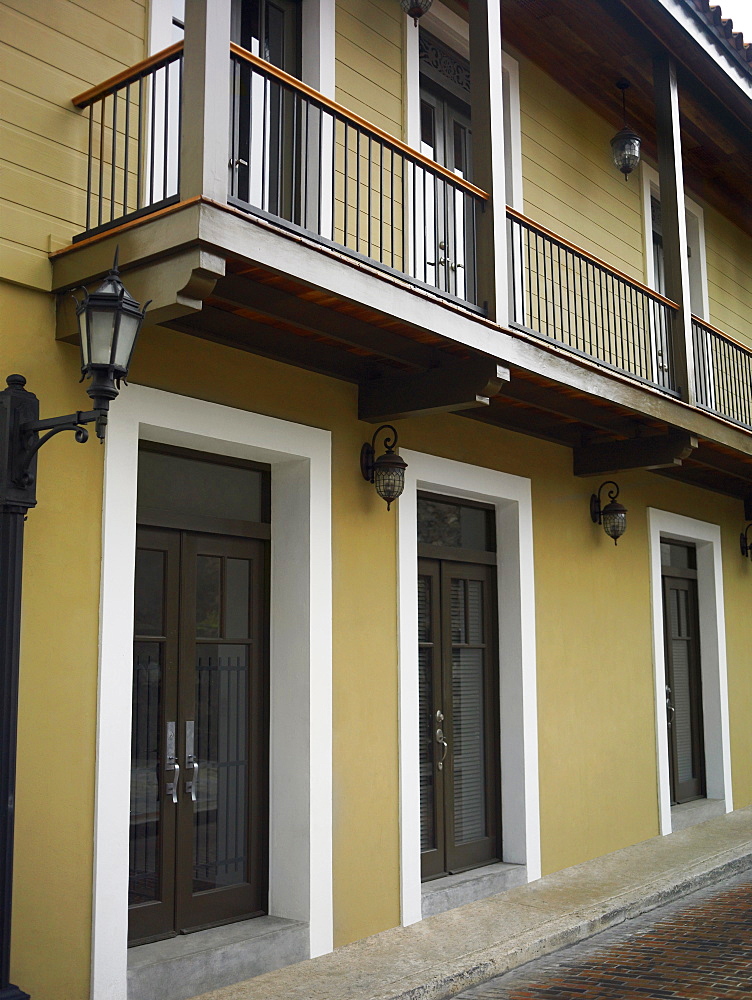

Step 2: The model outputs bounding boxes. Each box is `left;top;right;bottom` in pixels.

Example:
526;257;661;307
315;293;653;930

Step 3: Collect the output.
166;761;180;803
165;720;179;803
185;720;198;802
436;727;449;770
187;759;198;802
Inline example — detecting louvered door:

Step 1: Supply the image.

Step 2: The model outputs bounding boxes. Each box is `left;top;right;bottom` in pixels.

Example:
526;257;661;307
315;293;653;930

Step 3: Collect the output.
419;557;500;879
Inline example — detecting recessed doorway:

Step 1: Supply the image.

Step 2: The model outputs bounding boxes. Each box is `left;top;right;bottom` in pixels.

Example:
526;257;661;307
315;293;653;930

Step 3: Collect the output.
129;445;271;945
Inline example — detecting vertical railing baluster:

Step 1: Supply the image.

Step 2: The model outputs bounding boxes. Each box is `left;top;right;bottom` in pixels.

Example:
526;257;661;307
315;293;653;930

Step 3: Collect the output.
137;76;144;211
343;121;349;248
110;87;117;222
98;95;106;227
367;134;372;260
162;63;170;203
123;82;131;217
355;126;361;253
86;105;93;232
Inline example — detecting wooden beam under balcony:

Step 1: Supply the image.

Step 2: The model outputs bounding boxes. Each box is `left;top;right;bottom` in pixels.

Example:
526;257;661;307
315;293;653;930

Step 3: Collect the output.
573;431;698;477
210;274;448;368
358;360;510;422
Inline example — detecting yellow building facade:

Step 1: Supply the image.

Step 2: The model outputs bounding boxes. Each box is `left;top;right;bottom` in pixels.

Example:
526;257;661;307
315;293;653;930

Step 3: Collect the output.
1;1;751;999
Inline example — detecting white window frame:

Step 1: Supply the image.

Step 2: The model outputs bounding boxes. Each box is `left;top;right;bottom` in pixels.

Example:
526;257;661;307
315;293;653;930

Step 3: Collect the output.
397;451;540;926
91;385;333;1000
647;508;733;836
640;162;710;321
149;0;336;95
404;1;523;210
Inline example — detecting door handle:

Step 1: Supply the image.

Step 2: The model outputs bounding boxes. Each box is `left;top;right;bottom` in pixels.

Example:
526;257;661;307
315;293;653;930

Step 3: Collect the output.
665;684;675;729
165;721;179;804
436;727;449;770
185;720;198;803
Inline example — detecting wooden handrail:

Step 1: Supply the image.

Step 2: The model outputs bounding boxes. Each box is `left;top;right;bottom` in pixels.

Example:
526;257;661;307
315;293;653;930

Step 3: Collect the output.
692;314;752;356
506;205;681;311
72;42;184;109
230;43;490;201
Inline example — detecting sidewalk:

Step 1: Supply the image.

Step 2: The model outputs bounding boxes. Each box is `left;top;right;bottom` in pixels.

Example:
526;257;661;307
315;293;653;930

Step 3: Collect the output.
192;807;752;1000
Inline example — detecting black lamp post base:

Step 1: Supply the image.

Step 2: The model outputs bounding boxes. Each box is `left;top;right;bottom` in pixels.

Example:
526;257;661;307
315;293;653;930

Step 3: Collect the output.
0;984;30;1000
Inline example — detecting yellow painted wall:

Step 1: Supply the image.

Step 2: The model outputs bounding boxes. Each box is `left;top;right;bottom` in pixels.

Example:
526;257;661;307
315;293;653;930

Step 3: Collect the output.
517;50;645;282
5;286;752;990
703;203;752;351
0;0;147;290
335;0;404;138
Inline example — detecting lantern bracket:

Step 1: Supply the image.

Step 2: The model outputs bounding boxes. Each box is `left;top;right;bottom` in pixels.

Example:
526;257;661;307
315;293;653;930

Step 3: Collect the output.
360;424;399;483
14;407;105;489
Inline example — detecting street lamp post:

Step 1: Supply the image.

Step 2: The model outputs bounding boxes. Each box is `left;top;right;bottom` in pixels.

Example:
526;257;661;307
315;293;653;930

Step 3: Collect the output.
0;254;147;999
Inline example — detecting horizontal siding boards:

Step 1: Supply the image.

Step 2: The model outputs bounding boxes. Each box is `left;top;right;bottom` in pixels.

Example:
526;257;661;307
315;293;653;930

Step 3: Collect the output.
0;0;147;288
704;205;752;351
336;0;404;140
518;52;644;282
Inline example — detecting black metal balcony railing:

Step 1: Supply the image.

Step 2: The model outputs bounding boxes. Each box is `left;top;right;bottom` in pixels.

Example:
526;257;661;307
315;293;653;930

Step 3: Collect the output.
229;45;487;307
71;50;752;435
508;209;679;394
693;317;752;430
73;43;184;239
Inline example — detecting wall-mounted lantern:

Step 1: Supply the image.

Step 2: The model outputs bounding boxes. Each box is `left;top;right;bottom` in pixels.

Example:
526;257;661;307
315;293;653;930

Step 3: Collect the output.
741;524;752;559
360;424;408;510
401;0;433;26
73;248;150;440
590;480;628;544
611;79;642;180
0;249;147;1000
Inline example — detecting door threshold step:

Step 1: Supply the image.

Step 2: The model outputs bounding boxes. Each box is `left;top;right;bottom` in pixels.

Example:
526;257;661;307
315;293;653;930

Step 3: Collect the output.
422;861;528;917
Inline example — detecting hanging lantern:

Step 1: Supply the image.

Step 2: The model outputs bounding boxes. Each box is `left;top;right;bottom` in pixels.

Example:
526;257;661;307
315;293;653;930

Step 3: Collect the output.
400;0;433;26
73;248;150;435
611;79;642;180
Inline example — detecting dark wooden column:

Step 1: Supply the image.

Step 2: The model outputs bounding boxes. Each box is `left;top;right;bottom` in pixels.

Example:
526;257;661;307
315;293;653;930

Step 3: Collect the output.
469;0;508;325
654;52;696;405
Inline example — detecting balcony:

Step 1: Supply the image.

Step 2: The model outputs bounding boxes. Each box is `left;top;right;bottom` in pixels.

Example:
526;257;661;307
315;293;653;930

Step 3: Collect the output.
54;34;752;505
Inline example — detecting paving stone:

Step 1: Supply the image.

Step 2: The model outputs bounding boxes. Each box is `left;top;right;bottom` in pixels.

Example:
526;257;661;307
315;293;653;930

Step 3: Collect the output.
457;871;752;1000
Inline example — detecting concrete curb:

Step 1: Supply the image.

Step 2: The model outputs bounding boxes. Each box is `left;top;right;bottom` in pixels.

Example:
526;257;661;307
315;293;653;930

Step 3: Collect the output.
373;844;752;1000
191;809;752;1000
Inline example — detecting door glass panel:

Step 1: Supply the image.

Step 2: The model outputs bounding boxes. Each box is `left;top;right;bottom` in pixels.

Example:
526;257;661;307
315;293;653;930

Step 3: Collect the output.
669;589;696;784
130;641;163;904
137;449;267;524
418;575;435;852
451;578;466;643
134;549;165;636
452;645;486;845
418;496;495;551
194;644;249;892
226;558;251;639
196;556;222;638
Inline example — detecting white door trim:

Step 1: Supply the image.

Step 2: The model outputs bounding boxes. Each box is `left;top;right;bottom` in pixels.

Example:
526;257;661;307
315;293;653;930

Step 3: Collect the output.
91;385;333;999
397;451;540;926
647;508;732;835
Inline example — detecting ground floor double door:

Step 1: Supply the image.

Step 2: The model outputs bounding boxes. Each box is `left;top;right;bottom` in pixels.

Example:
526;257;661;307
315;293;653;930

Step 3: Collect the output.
419;558;500;880
129;527;268;944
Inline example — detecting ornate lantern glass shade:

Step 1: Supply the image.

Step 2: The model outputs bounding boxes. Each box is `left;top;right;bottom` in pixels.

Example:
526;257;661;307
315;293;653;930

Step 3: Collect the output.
600;499;628;544
75;256;149;408
372;451;408;510
611;126;641;178
400;0;433;24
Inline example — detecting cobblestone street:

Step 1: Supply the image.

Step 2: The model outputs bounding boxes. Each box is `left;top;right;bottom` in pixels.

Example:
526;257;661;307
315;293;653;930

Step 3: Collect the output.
456;870;752;1000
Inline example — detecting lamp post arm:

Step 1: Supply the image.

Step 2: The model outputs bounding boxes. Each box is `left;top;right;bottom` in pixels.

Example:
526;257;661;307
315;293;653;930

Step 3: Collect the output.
15;409;106;488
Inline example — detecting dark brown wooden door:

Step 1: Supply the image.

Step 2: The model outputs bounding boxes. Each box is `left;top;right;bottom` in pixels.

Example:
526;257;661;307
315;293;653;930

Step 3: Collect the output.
419;558;500;880
129;527;268;944
662;574;705;804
